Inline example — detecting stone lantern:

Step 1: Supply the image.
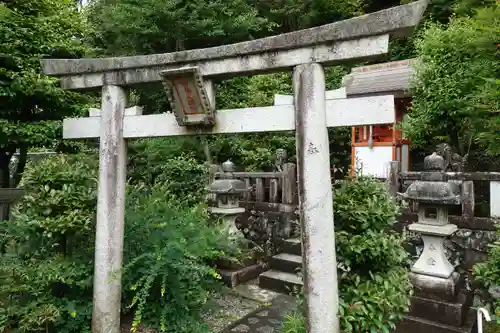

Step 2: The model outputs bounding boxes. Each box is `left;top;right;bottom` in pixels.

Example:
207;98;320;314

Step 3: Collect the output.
397;151;474;332
208;160;250;235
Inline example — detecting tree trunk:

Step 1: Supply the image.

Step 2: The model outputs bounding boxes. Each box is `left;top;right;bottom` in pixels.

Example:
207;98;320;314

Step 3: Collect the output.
201;136;213;164
12;146;27;187
0;151;13;221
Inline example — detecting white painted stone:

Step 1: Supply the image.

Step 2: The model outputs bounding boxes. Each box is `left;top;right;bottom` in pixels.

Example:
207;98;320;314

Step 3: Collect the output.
401;144;409;172
89;106;144;117
293;63;339;333
54;35;390;89
490;181;500;218
409;223;457;278
63;95;395;139
273;88;346;105
92;85;127;333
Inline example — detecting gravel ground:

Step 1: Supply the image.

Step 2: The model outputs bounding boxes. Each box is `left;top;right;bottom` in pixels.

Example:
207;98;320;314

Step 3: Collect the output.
119;279;277;333
201;291;262;332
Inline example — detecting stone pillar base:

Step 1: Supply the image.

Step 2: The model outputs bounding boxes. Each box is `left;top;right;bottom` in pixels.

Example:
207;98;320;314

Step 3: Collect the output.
396;272;475;332
395;313;476;333
409;272;462;302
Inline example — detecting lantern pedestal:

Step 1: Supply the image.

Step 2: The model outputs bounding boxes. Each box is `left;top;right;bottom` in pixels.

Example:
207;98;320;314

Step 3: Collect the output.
396;151;475;333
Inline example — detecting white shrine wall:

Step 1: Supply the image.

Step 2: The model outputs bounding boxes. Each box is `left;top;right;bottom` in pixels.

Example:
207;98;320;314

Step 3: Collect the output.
354;146;393;178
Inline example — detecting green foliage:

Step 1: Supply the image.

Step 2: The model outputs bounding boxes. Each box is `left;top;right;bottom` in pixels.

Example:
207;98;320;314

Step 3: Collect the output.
473;224;500;322
0;0;93;181
254;0;365;33
404;4;500;155
0;154;98;333
88;0;274;56
212;67;351;171
87;0;359;173
128;138;209;205
282;176;411;333
122;183;237;332
1;152;238;333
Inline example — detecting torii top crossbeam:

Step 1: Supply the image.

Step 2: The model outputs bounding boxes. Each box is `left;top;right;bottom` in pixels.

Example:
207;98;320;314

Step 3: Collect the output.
41;1;427;90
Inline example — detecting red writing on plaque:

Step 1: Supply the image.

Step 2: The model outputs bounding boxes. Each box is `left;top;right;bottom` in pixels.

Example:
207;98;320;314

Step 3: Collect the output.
176;79;199;114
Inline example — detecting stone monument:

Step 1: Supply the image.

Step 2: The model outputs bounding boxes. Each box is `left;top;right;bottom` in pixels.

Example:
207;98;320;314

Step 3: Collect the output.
208;160;249;236
397;151;475;333
208;160;265;287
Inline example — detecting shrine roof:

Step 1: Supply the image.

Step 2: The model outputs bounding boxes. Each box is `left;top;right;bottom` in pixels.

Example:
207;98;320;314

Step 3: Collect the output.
343;58;417;97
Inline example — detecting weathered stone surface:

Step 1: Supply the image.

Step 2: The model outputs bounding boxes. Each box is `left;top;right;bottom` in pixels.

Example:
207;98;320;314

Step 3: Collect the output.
231;324;250;332
256;326;274;333
404;225;497;305
409;291;472;327
396;314;476;333
342;58;415;97
41;1;428;76
222;295;296;333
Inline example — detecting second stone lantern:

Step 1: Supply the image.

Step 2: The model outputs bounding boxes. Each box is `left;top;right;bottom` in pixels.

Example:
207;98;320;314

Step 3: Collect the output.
208;160;250;236
398;151;474;332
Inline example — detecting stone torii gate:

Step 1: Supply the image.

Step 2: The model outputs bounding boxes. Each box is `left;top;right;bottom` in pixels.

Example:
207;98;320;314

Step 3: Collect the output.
41;2;427;333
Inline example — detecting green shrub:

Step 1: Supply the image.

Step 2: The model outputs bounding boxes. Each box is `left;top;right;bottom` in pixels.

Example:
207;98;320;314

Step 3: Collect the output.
405;4;500;155
0;153;98;333
473;224;500;322
1;152;237;333
128;138;209;205
122;182;238;332
282;176;411;333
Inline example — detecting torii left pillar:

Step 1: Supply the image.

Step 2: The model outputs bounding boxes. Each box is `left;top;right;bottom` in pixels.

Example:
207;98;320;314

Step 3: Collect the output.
93;85;127;333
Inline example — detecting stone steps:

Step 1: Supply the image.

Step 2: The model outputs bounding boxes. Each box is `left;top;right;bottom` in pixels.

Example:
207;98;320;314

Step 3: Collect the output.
282;238;301;256
259;238;303;294
269;253;302;274
259;270;303;295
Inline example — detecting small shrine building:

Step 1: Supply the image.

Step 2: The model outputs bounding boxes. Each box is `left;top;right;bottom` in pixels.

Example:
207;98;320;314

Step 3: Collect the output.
342;58;416;178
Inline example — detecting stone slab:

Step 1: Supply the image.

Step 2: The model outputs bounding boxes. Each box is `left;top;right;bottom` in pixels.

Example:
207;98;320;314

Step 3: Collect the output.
219;265;267;288
259;270;302;295
395;314;476;333
409;221;458;236
222;295;296;333
282;238;302;256
409;292;472;326
343;58;416;97
270;253;302;274
410;272;463;302
50;36;390;89
62;95;396;139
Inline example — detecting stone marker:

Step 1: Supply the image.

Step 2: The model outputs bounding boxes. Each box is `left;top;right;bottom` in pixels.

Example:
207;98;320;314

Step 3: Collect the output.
398;151;475;333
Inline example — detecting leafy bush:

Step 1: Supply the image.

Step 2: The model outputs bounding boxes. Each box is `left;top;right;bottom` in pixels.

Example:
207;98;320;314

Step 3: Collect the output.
122;182;238;332
0;152;237;333
473;224;500;322
128;138;209;205
282;176;411;333
405;4;500;156
0;153;98;333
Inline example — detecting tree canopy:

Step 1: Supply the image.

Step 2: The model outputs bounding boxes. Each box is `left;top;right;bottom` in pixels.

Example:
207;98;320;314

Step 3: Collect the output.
0;0;93;187
404;3;500;156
